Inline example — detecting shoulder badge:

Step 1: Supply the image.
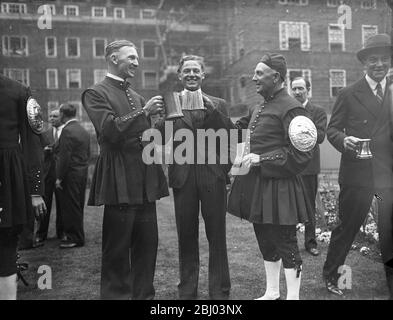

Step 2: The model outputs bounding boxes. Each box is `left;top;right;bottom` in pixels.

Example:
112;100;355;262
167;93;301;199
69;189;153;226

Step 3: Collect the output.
26;97;44;134
288;115;317;152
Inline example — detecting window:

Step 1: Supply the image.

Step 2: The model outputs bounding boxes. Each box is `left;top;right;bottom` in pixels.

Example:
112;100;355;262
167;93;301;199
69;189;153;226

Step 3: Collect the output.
94;69;107;83
278;0;308;5
326;0;339;7
330;69;346;97
64;5;79;16
279;21;310;51
361;0;376;9
143;71;158;89
65;37;80;58
3;68;29;86
46;69;58;89
66;69;81;88
45;36;57;57
362;25;378;46
142;40;157;59
236;30;245;59
1;2;27;14
93;38;107;58
114;7;125;19
328;24;345;51
2;36;28;56
92;6;106;18
286;69;312;97
140;9;156;19
42;4;55;15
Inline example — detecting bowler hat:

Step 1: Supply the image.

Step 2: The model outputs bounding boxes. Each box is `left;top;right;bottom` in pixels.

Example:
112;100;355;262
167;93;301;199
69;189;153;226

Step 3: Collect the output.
357;33;392;62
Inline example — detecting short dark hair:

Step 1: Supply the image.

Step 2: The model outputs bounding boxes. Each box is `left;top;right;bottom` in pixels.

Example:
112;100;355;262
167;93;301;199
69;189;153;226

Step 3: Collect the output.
60;103;77;118
177;55;205;73
105;40;136;60
290;76;311;91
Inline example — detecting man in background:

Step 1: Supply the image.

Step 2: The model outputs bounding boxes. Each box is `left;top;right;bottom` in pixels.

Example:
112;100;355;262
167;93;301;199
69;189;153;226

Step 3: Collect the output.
36;109;64;244
291;77;327;257
55;103;90;249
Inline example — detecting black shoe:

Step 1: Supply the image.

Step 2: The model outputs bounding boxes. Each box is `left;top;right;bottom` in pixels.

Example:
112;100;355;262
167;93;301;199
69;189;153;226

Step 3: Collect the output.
59;241;82;249
325;279;343;296
306;247;320;256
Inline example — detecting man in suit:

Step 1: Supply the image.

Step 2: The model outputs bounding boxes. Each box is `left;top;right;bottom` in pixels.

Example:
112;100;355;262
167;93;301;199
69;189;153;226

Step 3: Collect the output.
36;109;64;243
291;77;327;256
55;103;90;249
156;55;232;300
0;74;46;299
82;40;168;300
323;34;393;299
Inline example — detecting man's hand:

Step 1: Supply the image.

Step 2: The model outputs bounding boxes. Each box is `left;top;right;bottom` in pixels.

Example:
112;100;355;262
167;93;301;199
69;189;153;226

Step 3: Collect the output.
55;179;63;190
31;195;47;220
143;95;164;117
343;136;362;152
241;153;261;169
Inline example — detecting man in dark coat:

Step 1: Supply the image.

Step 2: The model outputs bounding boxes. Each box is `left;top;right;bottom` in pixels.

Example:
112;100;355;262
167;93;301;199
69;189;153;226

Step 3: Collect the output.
82;40;168;300
55;103;90;249
36;109;64;243
0;74;46;299
155;55;232;300
323;34;393;299
291;77;327;256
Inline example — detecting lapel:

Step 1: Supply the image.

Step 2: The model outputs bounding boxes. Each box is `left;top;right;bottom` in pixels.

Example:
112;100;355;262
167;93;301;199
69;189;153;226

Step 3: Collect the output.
372;80;392;135
353;78;380;119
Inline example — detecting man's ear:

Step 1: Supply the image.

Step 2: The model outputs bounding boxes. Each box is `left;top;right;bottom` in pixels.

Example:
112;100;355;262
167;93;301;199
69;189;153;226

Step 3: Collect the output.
110;53;118;65
201;72;205;80
177;72;182;81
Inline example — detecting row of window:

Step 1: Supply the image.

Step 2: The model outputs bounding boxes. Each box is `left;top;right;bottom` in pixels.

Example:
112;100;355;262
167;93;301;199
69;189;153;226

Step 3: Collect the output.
3;68;159;90
278;0;377;9
1;2;157;19
2;36;157;59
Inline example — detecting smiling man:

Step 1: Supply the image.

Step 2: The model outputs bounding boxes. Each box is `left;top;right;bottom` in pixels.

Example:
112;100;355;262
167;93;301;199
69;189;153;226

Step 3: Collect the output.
323;34;393;299
228;53;315;300
82;40;169;300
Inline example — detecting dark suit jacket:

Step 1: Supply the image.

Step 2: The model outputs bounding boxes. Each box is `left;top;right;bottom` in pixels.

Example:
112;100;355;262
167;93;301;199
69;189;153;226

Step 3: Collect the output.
82;76;168;205
301;101;327;175
56;120;90;180
156;93;232;189
327;77;393;188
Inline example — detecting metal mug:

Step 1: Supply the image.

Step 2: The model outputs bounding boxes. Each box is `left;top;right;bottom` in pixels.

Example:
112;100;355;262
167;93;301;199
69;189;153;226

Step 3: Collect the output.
356;138;372;159
162;91;184;119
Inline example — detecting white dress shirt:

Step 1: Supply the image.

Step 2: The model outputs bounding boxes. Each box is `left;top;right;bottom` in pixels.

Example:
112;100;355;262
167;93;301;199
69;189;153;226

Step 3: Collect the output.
365;74;386;97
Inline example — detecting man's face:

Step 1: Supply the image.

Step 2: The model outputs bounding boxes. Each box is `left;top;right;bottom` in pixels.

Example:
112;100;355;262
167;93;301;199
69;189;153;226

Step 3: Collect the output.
364;50;391;82
178;60;205;91
49;110;61;128
112;46;139;79
291;78;308;104
252;62;278;98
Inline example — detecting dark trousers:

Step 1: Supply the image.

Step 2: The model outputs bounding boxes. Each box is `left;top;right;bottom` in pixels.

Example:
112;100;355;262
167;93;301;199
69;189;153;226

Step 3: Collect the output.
37;173;63;240
254;224;302;269
172;166;230;300
100;202;158;300
58;172;87;245
301;174;318;250
323;186;393;281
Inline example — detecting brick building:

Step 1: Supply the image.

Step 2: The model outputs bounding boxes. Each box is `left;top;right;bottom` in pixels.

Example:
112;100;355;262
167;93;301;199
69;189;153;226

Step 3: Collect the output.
222;0;392;116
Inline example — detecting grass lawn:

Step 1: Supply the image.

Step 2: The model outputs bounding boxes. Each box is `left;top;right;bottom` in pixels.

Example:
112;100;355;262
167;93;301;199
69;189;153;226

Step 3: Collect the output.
18;190;390;300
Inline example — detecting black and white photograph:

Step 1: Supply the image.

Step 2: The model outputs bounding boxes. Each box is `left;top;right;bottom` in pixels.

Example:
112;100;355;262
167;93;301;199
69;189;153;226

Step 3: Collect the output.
1;0;393;307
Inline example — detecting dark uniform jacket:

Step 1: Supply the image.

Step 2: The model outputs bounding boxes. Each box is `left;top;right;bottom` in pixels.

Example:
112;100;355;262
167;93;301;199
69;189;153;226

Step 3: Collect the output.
56;120;90;181
0;74;43;228
82;76;168;205
156;93;232;189
301;101;327;176
328;77;393;188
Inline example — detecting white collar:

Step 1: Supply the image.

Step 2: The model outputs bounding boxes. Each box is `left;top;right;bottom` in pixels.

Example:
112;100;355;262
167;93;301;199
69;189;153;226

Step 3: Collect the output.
107;72;125;82
182;88;202;95
365;74;386;92
64;119;77;127
302;99;309;108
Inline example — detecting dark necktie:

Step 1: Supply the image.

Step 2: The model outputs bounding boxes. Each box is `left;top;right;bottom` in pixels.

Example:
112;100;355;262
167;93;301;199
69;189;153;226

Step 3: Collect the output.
375;82;383;104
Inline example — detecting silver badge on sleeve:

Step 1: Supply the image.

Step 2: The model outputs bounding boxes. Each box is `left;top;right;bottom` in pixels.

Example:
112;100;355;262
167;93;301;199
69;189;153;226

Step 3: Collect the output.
26;97;44;134
288;115;317;152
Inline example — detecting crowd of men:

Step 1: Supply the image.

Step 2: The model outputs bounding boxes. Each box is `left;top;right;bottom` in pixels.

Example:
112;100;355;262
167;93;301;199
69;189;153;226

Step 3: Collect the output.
0;33;392;300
